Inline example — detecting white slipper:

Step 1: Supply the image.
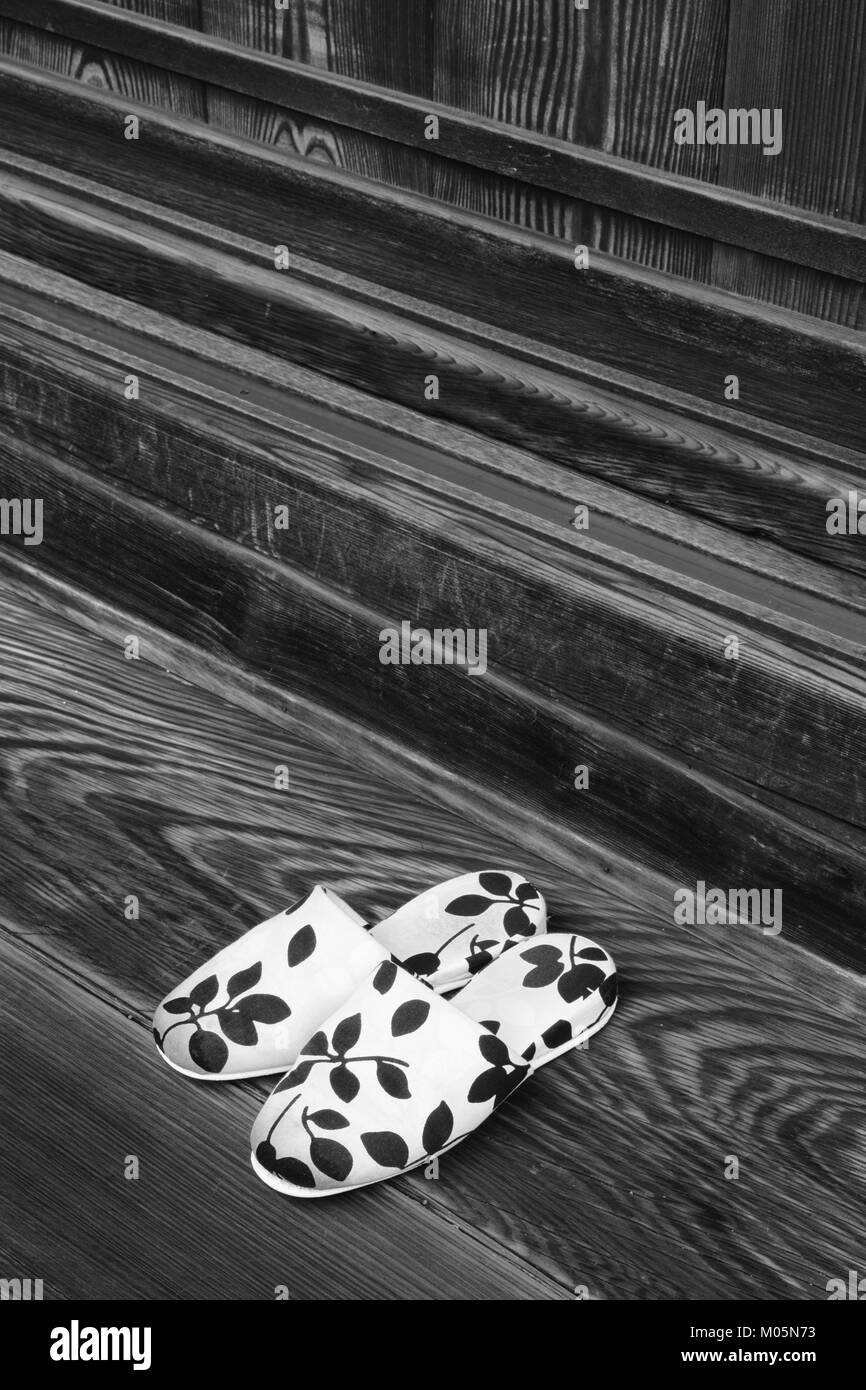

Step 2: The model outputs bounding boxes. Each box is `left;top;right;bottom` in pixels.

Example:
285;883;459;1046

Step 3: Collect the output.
250;931;617;1196
153;871;546;1080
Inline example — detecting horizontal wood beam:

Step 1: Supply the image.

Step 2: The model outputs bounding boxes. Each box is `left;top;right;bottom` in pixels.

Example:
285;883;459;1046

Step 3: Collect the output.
0;62;862;457
1;0;864;282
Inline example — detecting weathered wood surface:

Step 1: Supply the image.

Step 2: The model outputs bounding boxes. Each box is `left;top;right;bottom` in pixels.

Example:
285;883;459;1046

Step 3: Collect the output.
6;0;865;282
0;62;862;453
2;412;865;974
0;577;863;1299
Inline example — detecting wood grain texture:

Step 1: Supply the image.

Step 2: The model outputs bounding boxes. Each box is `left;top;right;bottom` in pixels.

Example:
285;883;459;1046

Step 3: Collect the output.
2;425;866;974
5;237;866;639
1;158;865;591
0;939;562;1299
0;13;206;116
0;579;863;1299
14;0;866;283
0;66;862;454
710;0;866;324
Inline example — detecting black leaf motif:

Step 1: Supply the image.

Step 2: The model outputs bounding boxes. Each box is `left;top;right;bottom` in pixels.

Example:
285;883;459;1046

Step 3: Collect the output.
578;946;608;961
494;1065;529;1107
255;1140;277;1169
218;1007;258;1047
468;950;493;975
478;872;512;896
373;960;399;994
516;883;539;903
521;944;563;965
376;1061;411;1099
309;1137;353;1181
522;1042;536;1063
503;905;533;936
162;996;192;1015
557;963;605;1003
479;1019;501;1034
391;1000;431;1036
600;972;618;1007
422;1101;454;1153
541;1019;572;1050
274;1156;316;1188
188;1029;228;1073
332;1013;362;1055
308;1109;349;1130
467;1067;506;1103
152;1027;163;1050
239;994;291;1024
524;962;564;988
288;924;317;967
303;1030;329;1057
189;975;219;1009
446;893;495;915
226;962;262;998
330;1064;360;1103
274;1059;313;1091
402;951;441;978
479;1033;511;1066
361;1131;410;1169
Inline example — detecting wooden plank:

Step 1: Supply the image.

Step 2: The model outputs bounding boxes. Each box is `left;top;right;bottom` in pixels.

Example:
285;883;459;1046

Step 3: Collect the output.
0;578;863;1299
0;935;561;1299
711;0;866;325
0;10;206;117
3;0;864;281
1;160;865;590
0;61;861;451
2;434;866;972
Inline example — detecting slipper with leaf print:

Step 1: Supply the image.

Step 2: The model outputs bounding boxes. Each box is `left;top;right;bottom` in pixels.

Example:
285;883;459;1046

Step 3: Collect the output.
153;870;545;1081
250;930;616;1197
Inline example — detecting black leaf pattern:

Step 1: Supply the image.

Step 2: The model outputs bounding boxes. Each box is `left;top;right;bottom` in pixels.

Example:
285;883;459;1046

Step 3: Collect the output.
219;1007;258;1047
309;1138;353;1181
226;962;262;998
600;972;618;1007
288;924;317;966
478;872;513;896
468;1067;507;1103
479;1033;511;1066
402;951;441;978
422;1101;454;1154
330;1064;360;1103
255;1140;277;1169
188;1029;228;1073
162;996;192;1015
332;1014;362;1055
303;1030;330;1057
446;894;495;915
557;963;606;1003
376;1061;411;1099
391;1000;431;1036
516;883;539;903
503;905;532;935
239;994;291;1023
361;1131;410;1169
189;975;219;1009
578;946;609;961
274;1156;316;1188
373;960;398;994
275;1059;314;1091
308;1109;349;1130
541;1019;572;1049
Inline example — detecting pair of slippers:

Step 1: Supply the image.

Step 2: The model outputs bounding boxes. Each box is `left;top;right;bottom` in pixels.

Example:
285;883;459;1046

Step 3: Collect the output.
153;870;618;1197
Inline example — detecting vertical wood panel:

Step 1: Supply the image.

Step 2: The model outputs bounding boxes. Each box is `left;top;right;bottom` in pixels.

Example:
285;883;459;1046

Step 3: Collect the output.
711;0;866;324
0;14;206;116
433;0;730;280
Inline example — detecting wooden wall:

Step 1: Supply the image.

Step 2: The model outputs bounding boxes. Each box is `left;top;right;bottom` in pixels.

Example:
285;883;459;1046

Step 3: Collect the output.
0;0;862;324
